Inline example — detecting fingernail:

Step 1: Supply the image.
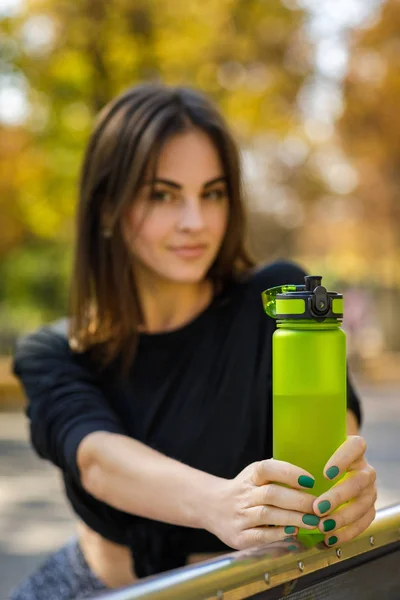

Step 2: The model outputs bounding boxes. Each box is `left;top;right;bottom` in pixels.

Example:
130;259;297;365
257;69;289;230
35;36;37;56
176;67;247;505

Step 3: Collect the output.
326;466;340;480
285;536;296;542
284;526;296;534
302;514;320;526
298;475;315;489
323;519;336;532
318;500;331;514
328;535;338;546
287;545;298;551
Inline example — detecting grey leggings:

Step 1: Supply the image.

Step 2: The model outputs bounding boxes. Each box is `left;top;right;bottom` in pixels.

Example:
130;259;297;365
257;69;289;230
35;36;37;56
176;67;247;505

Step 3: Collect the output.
8;536;109;600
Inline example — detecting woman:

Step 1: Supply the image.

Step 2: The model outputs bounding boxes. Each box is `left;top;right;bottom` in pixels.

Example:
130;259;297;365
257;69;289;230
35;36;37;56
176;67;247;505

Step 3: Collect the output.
9;83;376;599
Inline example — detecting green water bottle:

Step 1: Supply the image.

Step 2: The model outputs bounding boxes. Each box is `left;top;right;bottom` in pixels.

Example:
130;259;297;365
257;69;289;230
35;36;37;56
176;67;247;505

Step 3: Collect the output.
262;275;347;533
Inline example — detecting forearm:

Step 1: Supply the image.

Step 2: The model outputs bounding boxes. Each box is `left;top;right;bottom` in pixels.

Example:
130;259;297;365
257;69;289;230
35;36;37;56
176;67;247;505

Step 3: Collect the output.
347;409;360;436
77;432;223;531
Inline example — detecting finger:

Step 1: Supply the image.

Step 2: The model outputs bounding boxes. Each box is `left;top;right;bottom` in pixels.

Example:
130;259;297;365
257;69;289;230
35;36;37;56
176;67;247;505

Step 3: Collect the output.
313;466;376;515
245;504;320;531
251;483;317;514
251;459;315;490
348;455;368;471
270;539;303;553
323;436;367;481
237;537;302;557
318;487;377;535
323;506;376;547
239;525;293;549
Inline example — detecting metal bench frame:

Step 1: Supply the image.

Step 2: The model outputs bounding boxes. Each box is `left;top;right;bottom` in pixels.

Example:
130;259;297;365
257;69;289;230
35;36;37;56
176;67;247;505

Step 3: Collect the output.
86;503;400;599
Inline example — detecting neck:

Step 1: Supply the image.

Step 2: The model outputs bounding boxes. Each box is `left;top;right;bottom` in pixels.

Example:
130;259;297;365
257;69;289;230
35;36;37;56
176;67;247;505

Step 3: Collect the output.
135;271;213;334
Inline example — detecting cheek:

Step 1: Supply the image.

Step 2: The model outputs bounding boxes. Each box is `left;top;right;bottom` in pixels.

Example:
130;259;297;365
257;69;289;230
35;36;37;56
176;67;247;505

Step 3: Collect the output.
126;209;168;255
209;203;229;239
126;201;148;235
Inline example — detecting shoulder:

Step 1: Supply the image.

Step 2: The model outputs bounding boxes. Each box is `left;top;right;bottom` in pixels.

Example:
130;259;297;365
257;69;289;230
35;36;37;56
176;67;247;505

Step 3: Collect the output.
13;318;71;374
243;259;308;294
223;259;308;325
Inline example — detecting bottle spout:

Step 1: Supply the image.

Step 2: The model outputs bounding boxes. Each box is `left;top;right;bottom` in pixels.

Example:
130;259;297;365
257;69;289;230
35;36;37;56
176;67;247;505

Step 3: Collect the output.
304;275;322;291
261;284;299;318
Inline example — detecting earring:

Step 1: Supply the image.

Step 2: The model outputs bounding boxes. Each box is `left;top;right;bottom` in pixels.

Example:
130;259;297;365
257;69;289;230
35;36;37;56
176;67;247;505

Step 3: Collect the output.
102;227;113;238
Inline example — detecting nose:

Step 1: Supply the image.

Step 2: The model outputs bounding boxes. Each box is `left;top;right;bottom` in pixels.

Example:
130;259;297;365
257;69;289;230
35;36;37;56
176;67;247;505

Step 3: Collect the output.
177;198;206;231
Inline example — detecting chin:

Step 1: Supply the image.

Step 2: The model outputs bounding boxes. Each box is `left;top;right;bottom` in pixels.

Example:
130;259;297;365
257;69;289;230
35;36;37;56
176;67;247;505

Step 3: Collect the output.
162;264;211;284
167;271;208;284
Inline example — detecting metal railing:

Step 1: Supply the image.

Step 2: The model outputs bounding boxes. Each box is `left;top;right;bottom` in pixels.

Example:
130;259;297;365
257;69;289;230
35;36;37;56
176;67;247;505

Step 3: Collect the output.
87;503;400;600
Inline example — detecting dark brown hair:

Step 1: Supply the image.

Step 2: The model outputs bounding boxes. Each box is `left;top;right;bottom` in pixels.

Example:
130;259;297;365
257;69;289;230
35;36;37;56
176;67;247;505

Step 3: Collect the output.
69;82;254;371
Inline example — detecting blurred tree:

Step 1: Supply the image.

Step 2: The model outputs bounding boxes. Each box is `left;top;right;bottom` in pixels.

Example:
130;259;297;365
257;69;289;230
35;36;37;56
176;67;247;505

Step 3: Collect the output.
0;0;314;330
337;0;400;349
338;1;400;278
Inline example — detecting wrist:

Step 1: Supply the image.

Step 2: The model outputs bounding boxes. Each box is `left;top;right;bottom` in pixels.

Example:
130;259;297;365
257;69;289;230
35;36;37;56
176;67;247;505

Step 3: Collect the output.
193;471;228;533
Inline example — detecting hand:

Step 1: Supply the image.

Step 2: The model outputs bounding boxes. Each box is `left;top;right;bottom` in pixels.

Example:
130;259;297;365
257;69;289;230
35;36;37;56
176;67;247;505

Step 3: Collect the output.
208;459;320;550
312;436;377;546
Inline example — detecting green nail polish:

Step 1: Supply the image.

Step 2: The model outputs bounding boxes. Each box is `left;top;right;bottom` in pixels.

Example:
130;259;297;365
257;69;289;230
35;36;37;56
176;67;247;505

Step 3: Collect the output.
284;526;296;534
326;466;339;480
328;535;338;546
298;475;315;489
302;514;320;526
285;536;295;542
323;519;336;532
288;545;297;551
318;500;331;514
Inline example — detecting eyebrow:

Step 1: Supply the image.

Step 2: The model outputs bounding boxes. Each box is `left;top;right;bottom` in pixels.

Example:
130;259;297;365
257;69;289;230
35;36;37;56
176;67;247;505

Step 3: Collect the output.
142;176;227;190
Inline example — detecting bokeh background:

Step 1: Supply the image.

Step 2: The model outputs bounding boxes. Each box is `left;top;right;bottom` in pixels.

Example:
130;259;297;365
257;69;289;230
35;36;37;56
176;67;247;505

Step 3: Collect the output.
0;0;399;596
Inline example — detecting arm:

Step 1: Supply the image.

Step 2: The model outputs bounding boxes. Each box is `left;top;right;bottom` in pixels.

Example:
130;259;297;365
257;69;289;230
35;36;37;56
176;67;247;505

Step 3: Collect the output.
13;323;128;482
346;369;362;435
77;432;222;531
347;409;360;435
13;322;222;532
77;408;360;532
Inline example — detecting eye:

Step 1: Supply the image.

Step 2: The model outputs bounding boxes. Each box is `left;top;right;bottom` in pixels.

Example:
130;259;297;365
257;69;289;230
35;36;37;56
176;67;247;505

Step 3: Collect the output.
203;188;227;201
150;189;175;202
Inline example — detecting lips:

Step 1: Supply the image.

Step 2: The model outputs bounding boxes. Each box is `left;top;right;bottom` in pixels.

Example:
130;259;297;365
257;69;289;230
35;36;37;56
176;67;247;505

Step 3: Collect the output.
171;245;207;250
169;244;208;258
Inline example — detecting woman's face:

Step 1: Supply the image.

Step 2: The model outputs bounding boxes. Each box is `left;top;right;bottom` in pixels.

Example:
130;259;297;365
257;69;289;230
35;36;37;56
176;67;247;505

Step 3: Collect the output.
124;128;229;285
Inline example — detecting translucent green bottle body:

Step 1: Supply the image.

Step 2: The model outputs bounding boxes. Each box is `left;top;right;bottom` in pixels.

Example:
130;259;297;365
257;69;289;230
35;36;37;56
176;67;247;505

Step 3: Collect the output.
272;320;347;533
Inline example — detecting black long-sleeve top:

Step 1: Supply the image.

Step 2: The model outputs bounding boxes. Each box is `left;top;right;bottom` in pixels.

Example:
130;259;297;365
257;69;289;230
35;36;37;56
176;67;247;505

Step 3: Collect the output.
12;261;362;578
